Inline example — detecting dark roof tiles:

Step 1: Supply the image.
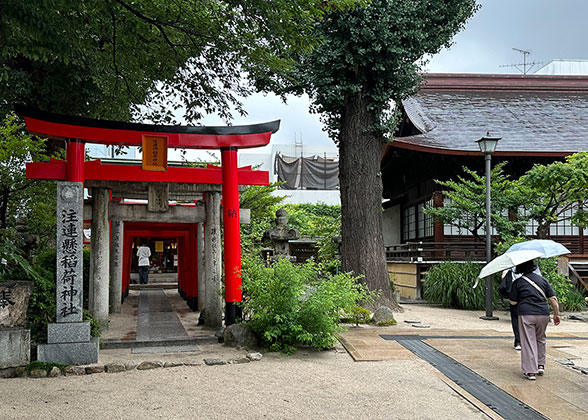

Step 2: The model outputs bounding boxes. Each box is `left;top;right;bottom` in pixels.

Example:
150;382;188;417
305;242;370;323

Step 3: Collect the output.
397;78;588;154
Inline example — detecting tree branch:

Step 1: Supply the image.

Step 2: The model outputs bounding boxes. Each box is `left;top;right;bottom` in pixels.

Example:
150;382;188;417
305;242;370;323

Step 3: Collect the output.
113;0;213;45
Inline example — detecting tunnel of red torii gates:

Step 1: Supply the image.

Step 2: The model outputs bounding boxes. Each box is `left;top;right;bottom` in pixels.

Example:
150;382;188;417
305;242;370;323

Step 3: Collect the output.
18;105;279;327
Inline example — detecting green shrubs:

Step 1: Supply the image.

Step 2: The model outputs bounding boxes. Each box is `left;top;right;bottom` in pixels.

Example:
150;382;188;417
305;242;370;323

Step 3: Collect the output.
423;261;499;310
562;288;587;312
537;257;587;312
240;257;373;354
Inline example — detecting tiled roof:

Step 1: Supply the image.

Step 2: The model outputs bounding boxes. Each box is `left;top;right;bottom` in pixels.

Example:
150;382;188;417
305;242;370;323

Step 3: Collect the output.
395;74;588;155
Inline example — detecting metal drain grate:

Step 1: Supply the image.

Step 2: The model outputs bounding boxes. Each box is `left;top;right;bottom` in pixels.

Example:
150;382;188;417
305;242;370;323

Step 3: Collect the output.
390;337;550;420
382;334;588;341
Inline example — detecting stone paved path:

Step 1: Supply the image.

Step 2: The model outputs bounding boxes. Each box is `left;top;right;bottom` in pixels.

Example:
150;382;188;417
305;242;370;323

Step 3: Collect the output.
339;327;588;420
136;289;191;341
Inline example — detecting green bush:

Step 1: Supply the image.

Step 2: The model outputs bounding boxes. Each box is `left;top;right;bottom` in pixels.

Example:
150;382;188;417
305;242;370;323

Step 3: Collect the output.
240;257;373;354
423;261;499;310
83;309;101;337
26;265;56;344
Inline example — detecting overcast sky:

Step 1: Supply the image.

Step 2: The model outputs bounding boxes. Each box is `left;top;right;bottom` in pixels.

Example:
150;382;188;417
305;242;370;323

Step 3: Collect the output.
174;0;588;157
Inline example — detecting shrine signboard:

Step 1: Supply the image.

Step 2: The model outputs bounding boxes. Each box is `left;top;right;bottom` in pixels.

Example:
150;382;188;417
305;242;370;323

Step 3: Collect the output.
142;135;168;171
56;182;84;322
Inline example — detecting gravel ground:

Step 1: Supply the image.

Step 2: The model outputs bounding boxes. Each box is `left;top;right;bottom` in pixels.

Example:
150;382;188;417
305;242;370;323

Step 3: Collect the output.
1;345;487;420
2;303;586;420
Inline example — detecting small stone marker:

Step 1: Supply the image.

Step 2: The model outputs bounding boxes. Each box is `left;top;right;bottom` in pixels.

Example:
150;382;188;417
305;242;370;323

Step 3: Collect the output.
0;281;32;368
404;319;421;324
0;281;32;328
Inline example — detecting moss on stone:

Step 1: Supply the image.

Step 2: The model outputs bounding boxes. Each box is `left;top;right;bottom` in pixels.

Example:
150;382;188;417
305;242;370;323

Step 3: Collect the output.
375;319;397;326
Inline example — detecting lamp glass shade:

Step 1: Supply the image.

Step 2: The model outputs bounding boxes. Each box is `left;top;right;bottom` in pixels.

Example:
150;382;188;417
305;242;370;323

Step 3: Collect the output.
476;136;501;154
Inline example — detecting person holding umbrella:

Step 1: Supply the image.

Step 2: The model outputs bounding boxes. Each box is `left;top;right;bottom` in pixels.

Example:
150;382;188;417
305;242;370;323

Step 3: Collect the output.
500;264;542;351
502;240;570;353
509;259;561;380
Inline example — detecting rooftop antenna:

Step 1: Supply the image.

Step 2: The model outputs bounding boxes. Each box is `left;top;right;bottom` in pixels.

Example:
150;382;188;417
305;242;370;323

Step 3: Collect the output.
499;48;543;74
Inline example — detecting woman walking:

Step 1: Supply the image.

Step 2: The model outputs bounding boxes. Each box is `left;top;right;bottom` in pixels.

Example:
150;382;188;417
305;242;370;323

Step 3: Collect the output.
509;259;561;380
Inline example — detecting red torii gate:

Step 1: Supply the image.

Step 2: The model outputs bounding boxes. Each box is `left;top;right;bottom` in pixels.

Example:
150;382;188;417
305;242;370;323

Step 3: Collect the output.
18;105;278;325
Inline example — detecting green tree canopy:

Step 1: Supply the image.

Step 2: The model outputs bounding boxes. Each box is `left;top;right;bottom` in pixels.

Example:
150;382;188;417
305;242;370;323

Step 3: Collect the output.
425;162;529;243
275;0;478;306
1;0;357;122
519;153;588;238
0;114;55;279
0;114;53;231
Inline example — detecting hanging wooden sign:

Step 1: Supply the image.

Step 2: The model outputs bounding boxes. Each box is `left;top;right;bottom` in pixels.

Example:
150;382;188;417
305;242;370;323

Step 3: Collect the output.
142;135;168;171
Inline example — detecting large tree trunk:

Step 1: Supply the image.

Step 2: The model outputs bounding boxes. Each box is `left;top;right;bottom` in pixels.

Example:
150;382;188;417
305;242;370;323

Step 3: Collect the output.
339;92;400;310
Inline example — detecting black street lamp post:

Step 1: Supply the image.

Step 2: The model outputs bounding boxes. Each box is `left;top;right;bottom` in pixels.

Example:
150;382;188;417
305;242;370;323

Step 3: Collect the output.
477;133;501;321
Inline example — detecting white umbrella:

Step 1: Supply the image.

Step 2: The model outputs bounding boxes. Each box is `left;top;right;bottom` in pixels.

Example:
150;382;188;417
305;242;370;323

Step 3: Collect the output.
506;239;570;258
477;249;545;279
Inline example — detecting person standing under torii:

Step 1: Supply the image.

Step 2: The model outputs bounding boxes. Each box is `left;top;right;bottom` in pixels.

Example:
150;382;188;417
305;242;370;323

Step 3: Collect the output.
137;240;152;285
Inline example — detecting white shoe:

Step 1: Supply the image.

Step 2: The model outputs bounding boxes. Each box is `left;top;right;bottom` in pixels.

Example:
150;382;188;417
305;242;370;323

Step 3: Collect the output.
514;344;521;350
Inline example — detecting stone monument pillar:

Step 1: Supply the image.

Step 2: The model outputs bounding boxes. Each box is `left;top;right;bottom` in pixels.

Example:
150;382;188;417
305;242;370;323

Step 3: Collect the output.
89;187;110;330
197;221;205;311
204;191;222;328
263;208;300;262
109;220;123;314
37;182;98;365
0;281;32;368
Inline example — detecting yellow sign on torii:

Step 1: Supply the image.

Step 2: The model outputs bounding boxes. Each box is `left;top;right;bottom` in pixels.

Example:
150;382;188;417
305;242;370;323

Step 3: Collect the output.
142;135;168;171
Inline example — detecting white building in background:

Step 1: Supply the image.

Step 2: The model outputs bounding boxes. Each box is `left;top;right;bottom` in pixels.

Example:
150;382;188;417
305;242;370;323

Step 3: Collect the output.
86;144;137;159
534;59;588;75
239;140;340;205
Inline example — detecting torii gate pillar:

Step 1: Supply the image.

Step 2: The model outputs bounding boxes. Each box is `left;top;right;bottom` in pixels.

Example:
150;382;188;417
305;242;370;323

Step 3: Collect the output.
221;147;242;325
66;140;85;182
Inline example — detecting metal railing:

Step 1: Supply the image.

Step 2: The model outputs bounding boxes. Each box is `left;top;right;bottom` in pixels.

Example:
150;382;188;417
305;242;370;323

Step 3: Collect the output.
385;241;486;262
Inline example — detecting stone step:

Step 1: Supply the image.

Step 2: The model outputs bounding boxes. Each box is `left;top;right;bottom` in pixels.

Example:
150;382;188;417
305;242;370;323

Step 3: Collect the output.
100;336;217;350
129;283;178;290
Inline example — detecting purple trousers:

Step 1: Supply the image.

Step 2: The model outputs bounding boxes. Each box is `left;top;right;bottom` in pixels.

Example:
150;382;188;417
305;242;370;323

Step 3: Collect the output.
518;314;549;374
